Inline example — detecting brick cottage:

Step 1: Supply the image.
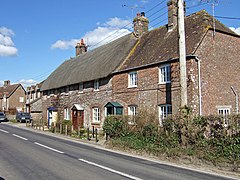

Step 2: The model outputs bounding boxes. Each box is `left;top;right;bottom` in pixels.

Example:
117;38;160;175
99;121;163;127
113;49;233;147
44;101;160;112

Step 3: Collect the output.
41;0;240;129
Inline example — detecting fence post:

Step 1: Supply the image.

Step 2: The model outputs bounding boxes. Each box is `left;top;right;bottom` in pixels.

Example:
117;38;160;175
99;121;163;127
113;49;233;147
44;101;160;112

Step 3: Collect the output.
65;125;67;135
95;128;98;143
60;123;62;134
87;127;90;141
92;126;95;138
54;122;56;133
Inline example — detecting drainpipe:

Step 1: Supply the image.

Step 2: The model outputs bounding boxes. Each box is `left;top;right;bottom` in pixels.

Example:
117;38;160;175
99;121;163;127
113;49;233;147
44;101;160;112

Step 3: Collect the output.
230;86;239;114
194;56;202;116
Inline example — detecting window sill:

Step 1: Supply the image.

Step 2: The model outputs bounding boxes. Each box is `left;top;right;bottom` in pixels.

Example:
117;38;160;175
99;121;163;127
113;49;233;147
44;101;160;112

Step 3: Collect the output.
128;86;137;89
158;81;171;85
93;89;100;92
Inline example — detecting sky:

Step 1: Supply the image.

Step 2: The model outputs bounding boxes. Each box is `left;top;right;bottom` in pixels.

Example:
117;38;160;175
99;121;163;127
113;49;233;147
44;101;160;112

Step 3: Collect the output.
0;0;239;88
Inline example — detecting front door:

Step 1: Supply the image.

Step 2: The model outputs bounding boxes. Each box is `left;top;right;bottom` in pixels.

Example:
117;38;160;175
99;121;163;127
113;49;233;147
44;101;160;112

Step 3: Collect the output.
72;110;84;130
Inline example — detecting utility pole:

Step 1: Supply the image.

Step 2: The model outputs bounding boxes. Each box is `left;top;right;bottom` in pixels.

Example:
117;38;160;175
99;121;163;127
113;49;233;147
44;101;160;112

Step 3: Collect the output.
178;0;187;107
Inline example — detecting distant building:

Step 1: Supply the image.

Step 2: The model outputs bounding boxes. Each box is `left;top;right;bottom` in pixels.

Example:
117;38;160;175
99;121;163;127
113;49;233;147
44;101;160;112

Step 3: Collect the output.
26;82;43;121
0;80;26;115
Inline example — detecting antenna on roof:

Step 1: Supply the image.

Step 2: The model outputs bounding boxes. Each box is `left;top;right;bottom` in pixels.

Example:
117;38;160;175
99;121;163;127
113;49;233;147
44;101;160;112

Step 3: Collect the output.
122;4;145;19
201;0;219;39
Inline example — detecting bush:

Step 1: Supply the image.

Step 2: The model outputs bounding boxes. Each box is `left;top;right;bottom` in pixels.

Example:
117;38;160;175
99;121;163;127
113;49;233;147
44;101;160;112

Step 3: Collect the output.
104;109;240;170
103;115;128;138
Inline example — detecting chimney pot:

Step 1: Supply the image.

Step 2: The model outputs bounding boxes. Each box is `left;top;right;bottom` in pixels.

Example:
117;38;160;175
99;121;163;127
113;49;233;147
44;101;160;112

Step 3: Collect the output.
133;12;149;38
75;39;87;56
3;80;10;87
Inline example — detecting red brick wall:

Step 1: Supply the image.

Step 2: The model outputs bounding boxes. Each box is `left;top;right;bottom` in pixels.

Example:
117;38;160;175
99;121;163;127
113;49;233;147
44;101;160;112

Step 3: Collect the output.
196;30;240;115
8;85;26;112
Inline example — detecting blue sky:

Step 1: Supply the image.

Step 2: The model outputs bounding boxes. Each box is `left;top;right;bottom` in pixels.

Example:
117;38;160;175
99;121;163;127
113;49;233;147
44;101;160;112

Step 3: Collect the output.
0;0;239;88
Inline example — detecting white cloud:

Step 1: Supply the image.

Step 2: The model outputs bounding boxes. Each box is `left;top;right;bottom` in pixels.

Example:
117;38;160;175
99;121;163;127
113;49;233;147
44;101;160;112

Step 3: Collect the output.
0;26;18;57
18;79;38;88
0;79;38;88
229;27;240;35
51;39;79;50
51;17;132;50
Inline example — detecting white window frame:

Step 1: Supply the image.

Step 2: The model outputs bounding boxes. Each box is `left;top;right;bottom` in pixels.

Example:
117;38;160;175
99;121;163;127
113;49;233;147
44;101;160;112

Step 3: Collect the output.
128;72;137;88
159;64;171;84
94;80;99;91
64;108;70;120
217;107;231;126
128;105;137;124
19;97;24;103
159;104;172;127
79;82;83;93
92;107;100;123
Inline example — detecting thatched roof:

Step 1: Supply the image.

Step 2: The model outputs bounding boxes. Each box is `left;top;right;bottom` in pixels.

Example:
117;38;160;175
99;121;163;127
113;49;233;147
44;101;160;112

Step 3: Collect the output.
41;34;137;91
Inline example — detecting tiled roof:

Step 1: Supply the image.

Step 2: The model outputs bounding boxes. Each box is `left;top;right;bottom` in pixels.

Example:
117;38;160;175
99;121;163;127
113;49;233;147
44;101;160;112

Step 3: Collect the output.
117;10;238;71
0;84;20;99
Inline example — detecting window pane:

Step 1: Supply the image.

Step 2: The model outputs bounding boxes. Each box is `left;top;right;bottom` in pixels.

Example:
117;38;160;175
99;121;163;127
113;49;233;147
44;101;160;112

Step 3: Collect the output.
159;65;171;83
129;72;137;87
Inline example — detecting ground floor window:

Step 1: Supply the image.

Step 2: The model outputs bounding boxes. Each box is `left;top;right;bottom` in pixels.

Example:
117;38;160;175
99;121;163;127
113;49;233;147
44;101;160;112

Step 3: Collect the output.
92;107;100;123
217;107;230;126
159;104;172;127
128;105;137;124
64;108;70;120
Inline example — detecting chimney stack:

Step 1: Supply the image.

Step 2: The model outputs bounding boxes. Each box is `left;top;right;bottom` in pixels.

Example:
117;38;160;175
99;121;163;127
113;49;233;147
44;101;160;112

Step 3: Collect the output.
133;12;149;38
3;80;10;87
167;0;186;32
75;39;87;56
167;0;178;32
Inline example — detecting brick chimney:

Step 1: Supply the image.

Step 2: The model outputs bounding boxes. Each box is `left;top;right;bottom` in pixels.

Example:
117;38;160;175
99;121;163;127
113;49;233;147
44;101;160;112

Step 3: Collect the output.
75;39;87;56
167;0;178;32
133;12;149;38
167;0;186;32
3;80;10;87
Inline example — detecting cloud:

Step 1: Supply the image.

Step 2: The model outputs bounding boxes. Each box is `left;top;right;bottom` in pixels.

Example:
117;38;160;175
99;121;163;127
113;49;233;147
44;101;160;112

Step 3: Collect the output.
51;17;132;50
51;39;79;50
229;27;240;35
18;79;38;88
140;0;149;4
0;27;18;57
0;79;38;89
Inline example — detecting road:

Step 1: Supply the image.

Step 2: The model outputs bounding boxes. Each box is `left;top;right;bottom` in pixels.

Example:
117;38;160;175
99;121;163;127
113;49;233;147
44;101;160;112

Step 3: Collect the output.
0;123;237;180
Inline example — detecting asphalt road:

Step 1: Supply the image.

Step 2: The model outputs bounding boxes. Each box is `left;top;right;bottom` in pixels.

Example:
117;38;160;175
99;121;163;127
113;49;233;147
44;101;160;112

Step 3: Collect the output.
0;123;237;180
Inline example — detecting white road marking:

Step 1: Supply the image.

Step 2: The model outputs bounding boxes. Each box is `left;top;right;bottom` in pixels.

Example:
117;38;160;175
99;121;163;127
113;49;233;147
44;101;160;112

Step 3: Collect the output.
12;134;28;141
34;142;64;154
78;159;143;180
0;129;9;133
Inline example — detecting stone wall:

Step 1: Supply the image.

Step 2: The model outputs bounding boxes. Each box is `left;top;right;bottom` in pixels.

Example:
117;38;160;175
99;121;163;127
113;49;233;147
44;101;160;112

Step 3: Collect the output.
41;77;113;128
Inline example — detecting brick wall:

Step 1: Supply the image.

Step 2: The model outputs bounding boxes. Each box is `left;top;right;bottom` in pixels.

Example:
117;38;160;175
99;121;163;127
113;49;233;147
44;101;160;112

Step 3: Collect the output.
8;85;26;112
196;30;240;115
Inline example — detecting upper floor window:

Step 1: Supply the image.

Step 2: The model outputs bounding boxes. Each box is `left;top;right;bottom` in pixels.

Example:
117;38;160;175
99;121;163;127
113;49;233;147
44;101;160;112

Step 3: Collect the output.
92;107;100;123
94;80;99;91
159;104;172;127
128;72;137;88
19;97;24;103
79;82;83;93
159;65;171;84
